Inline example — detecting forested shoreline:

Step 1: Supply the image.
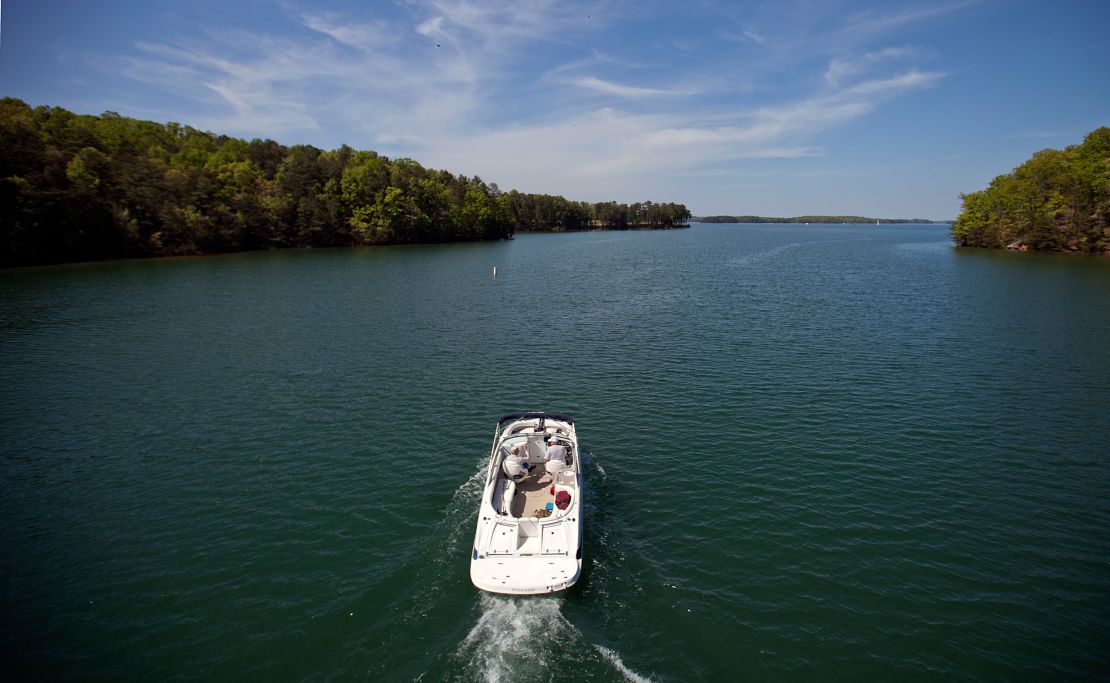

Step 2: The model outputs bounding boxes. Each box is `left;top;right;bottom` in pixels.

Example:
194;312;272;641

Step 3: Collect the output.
0;99;689;267
952;127;1110;253
695;215;945;224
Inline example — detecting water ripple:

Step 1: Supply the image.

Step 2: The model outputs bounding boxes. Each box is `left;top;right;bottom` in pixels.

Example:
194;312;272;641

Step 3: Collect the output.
2;225;1108;679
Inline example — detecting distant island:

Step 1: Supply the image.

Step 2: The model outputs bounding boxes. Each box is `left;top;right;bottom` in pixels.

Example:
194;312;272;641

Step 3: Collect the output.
693;215;948;224
953;127;1109;253
0;99;690;267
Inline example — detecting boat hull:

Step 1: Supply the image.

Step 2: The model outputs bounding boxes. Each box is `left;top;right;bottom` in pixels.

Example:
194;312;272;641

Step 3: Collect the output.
470;551;582;595
470;412;583;595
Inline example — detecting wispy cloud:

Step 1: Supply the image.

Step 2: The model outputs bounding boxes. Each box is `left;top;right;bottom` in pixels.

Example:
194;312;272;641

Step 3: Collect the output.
841;69;944;96
566;76;691;97
721;27;768;45
121;37;327;132
839;1;982;38
409;0;595;50
415;61;943;200
545;51;643;77
825;46;918;86
106;0;951;206
302;13;397;50
742;29;768;45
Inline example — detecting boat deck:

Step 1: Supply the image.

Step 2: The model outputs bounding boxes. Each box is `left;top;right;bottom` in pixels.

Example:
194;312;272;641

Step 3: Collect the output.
509;467;556;518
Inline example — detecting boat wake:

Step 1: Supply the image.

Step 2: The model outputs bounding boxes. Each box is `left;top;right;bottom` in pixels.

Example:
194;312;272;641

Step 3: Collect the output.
443;444;652;682
444;463;489;545
581;447;606;479
457;594;569;682
595;645;654;683
454;593;653;682
726;235;888;267
383;459;490;632
726;240;811;267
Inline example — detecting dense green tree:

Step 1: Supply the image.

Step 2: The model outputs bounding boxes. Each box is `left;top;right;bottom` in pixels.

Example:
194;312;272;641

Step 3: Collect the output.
0;99;691;266
952;128;1110;252
498;192;689;232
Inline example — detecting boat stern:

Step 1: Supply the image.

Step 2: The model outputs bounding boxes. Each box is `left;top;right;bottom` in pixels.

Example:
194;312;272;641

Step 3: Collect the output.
470;552;581;595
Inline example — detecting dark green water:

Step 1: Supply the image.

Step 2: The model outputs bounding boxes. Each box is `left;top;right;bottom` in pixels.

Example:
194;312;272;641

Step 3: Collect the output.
2;224;1108;680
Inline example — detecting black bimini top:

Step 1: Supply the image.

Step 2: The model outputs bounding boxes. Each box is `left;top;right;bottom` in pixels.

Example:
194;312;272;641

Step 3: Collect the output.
497;411;574;425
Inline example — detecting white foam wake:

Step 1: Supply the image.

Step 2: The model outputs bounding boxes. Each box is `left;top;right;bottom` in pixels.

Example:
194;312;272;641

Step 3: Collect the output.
438;458;491;554
725;240;808;267
595;645;654;682
457;593;654;682
458;593;570;682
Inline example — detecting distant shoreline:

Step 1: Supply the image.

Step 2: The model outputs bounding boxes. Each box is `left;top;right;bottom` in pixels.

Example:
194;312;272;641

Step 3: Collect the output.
516;222;690;233
693;215;951;224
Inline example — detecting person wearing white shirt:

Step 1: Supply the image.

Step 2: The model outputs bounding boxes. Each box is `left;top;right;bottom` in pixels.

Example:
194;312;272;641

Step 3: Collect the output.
544;435;568;478
503;444;531;480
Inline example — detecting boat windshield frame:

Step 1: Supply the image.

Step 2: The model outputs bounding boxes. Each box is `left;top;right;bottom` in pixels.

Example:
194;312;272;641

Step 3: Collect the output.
497;411;574;425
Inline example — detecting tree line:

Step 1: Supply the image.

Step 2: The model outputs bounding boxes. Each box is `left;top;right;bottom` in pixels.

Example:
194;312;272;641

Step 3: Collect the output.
694;215;943;224
502;192;690;232
0;98;690;267
952;127;1110;252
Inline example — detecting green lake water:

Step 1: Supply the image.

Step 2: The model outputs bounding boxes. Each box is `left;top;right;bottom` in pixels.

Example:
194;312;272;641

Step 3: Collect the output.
2;223;1108;680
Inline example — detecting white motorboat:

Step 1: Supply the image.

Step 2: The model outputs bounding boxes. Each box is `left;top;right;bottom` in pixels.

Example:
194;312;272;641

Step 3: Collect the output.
470;411;583;594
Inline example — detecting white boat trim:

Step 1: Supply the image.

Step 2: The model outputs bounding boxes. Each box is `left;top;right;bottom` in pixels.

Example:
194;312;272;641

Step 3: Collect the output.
470;411;583;594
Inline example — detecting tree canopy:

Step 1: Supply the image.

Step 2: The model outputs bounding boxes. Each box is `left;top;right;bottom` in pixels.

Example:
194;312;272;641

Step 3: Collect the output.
0;99;690;267
952;128;1110;252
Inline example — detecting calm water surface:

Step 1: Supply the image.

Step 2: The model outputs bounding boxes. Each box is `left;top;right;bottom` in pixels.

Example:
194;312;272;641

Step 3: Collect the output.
2;224;1108;680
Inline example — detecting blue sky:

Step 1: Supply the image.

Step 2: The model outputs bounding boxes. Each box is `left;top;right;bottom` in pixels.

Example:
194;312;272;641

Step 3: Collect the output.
1;0;1107;219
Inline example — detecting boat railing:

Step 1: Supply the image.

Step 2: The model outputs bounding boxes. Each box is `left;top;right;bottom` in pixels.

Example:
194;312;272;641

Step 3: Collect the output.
497;411;574;425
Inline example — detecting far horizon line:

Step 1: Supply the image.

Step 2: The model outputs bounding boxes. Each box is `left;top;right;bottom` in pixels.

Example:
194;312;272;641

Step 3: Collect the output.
691;214;954;224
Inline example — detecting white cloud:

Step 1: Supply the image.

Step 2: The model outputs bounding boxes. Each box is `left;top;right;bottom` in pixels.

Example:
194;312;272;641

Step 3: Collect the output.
741;29;767;45
413;61;941;201
410;0;592;48
107;1;950;210
841;69;944;96
546;51;642;77
415;16;446;39
302;14;397;50
839;1;982;38
567;76;691;97
122;35;375;133
721;25;768;45
825;46;917;86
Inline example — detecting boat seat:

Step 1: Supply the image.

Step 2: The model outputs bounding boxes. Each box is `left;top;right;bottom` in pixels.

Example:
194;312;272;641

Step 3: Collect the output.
503;458;528;481
501;480;516;515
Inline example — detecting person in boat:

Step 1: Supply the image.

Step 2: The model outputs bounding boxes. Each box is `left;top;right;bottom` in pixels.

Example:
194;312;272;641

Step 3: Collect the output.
507;444;531;471
543;437;568;464
544;435;568;478
504;445;530;474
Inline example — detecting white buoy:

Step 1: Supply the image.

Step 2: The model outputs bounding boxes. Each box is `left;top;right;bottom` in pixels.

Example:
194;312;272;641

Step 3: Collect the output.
492;266;497;277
